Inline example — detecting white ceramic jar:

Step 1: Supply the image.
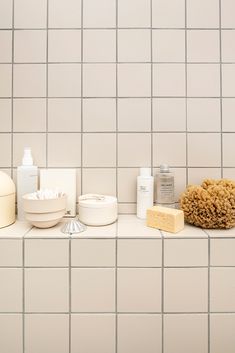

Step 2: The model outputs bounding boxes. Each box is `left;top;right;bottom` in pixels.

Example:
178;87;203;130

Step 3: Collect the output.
78;194;118;226
0;171;16;228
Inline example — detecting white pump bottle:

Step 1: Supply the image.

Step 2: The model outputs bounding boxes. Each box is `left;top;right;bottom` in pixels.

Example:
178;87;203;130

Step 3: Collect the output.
17;148;38;220
136;168;154;219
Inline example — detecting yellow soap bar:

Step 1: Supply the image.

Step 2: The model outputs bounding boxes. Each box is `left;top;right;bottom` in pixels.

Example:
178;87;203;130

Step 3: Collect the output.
147;206;184;233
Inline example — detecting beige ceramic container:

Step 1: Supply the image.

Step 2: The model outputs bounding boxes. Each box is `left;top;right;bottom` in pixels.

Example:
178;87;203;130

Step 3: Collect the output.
22;194;67;228
0;171;16;228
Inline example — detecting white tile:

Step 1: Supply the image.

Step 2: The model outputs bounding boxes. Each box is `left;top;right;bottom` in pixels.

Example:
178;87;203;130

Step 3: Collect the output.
187;98;221;131
25;269;69;312
49;0;81;28
210;314;235;353
169;167;186;202
83;98;116;132
162;223;208;239
118;239;162;267
118;168;139;202
0;269;22;312
74;223;117;239
118;64;151;97
71;239;116;267
222;64;235;97
118;314;162;353
0;134;11;167
153;133;186;167
118;203;136;214
25;314;69;353
206;227;235;238
48;98;81;132
187;133;221;167
187;30;220;62
83;0;116;28
164;314;208;353
222;30;235;62
220;167;235;179
118;0;151;28
118;98;151;132
153;98;186;131
152;0;185;28
221;0;235;28
13;133;46;167
13;99;46;132
83;64;116;97
71;268;115;312
117;268;162;312
118;133;151;167
153;64;185;97
164;239;208;267
0;314;22;353
164;268;208;312
152;30;185;62
188;168;221;185
14;30;46;63
48;133;81;167
82;168;116;196
223;133;235;166
13;64;46;98
48;64;81;97
211;239;235;266
0;99;11;132
0;0;12;28
0;64;12;97
117;215;161;238
187;64;220;97
0;30;12;62
0;221;32;238
118;29;151;62
25;221;69;239
48;30;81;62
25;239;69;267
210;268;235;312
83;133;116;167
187;0;219;28
0;240;22;266
14;0;47;28
83;30;116;62
71;314;115;353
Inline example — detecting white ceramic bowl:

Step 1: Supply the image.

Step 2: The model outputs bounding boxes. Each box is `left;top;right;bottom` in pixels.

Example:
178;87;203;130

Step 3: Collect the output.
22;194;67;228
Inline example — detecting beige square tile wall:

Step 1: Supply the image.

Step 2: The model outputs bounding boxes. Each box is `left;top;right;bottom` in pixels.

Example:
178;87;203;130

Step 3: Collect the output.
0;0;235;213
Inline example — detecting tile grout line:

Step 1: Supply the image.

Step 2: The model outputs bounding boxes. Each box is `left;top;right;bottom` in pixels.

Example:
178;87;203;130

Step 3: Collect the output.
219;0;223;179
161;231;164;353
10;0;15;178
150;0;154;176
69;235;72;353
46;0;49;168
80;0;84;195
3;26;235;30
185;0;189;186
115;0;118;203
115;3;118;352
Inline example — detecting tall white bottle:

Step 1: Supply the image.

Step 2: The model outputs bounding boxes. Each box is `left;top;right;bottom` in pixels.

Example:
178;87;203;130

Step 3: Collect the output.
137;168;154;219
17;148;38;220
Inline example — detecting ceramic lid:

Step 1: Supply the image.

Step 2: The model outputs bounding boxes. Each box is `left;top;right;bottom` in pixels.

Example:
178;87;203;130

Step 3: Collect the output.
0;171;16;197
79;194;117;209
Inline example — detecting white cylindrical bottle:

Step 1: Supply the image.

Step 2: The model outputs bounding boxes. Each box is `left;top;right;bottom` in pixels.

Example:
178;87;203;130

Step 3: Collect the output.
155;164;174;207
17;148;38;220
137;168;154;219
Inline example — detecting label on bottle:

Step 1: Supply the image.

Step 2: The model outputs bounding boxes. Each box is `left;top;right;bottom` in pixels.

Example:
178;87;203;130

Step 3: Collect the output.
156;174;174;204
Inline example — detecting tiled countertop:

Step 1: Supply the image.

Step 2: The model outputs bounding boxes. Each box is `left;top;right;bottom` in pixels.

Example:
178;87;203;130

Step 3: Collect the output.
0;215;234;239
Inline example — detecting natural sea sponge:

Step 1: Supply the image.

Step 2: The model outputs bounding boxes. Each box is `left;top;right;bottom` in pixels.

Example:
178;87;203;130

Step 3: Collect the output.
180;179;235;229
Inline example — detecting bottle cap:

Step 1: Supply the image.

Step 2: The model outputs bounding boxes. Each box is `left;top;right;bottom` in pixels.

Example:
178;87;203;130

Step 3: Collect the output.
22;147;33;166
160;164;170;173
140;167;151;177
